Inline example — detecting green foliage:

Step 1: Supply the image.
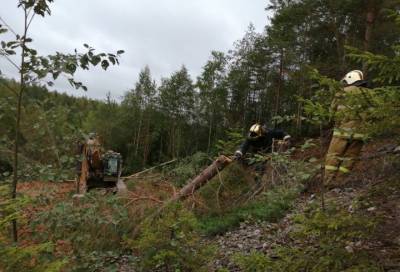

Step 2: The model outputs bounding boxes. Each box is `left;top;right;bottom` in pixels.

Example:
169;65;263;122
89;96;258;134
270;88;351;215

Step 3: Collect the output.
197;142;317;235
300;69;341;126
127;204;215;271
31;192;136;270
271;149;319;184
347;45;400;85
0;243;67;272
165;152;211;187
197;51;229;151
340;10;400;138
199;184;302;236
1;0;400;184
1;2;400;270
233;251;272;272
215;128;244;155
194;162;252;215
0;88;85;181
302;81;398;142
0;185;65;272
72;251;136;272
299;63;400;141
294;203;376;240
0;185;29;228
233;203;381;272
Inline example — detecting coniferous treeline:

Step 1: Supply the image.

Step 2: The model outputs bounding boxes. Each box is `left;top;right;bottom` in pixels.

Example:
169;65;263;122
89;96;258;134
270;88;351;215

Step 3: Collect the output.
1;0;400;176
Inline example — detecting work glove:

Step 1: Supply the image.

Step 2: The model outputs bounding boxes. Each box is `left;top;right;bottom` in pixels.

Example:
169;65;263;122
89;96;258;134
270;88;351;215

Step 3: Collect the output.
234;150;243;160
276;135;291;152
283;135;291;146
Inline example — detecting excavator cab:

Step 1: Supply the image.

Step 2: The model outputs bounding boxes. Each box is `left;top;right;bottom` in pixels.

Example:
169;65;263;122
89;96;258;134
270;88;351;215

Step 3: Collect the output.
102;151;122;182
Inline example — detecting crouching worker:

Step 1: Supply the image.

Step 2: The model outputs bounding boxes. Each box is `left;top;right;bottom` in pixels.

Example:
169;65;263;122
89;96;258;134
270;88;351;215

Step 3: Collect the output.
234;123;291;160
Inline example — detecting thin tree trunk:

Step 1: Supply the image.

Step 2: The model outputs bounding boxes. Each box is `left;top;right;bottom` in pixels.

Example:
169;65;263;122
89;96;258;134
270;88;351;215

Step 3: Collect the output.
333;27;345;74
176;125;181;158
364;6;376;52
134;110;143;157
319;124;326;212
363;3;377;75
41;108;61;169
207;113;212;153
169;121;176;158
12;6;29;243
327;0;345;73
142;113;150;167
296;99;303;135
274;49;284;121
159;135;163;162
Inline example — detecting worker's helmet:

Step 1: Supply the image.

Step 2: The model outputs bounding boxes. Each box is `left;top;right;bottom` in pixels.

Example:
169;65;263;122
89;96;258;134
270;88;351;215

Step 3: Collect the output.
248;124;264;140
88;132;97;140
341;70;363;86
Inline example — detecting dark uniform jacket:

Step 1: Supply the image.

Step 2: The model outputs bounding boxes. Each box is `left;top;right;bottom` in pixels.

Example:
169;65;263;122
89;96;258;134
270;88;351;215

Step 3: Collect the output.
238;128;287;156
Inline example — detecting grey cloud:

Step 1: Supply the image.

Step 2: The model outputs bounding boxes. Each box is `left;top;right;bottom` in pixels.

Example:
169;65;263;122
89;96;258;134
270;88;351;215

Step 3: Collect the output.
1;0;270;100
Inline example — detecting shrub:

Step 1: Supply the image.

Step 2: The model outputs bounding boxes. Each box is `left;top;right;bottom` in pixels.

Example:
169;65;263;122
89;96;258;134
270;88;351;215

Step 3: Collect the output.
127;203;215;271
31;192;136;270
199;184;302;236
233;203;381;272
0;185;65;272
215;129;244;155
165;152;211;187
196;144;316;236
0;243;67;272
233;251;272;272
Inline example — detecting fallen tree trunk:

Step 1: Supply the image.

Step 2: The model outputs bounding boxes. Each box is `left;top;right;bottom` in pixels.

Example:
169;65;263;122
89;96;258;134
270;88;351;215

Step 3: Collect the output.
132;155;233;236
172;155;233;201
122;159;177;180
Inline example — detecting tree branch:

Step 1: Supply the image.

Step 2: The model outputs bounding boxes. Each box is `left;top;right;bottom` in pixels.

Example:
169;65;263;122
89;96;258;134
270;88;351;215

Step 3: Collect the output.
0;16;18;37
0;52;21;71
0;79;18;96
26;12;36;31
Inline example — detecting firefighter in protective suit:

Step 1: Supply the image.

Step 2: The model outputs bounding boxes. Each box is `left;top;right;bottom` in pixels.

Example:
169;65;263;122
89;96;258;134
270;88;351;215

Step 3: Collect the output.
234;124;290;159
324;70;369;187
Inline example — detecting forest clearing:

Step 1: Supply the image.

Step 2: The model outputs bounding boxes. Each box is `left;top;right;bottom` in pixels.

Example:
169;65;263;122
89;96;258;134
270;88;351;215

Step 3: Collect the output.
1;0;400;271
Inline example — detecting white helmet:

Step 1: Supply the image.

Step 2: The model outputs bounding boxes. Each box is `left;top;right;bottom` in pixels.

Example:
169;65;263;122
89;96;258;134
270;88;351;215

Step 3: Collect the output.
341;70;363;85
248;123;264;139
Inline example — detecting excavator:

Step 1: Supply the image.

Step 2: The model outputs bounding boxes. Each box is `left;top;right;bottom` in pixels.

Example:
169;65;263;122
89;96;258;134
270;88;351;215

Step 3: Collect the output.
74;131;289;198
75;133;123;194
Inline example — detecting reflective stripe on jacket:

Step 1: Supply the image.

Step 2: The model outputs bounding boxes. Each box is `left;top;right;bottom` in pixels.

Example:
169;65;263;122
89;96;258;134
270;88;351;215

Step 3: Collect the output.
325;165;350;173
333;129;366;141
331;85;372;140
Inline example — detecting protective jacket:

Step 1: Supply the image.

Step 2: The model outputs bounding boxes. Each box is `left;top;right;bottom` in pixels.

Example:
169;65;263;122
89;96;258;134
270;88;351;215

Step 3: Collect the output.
238;128;287;156
324;80;370;186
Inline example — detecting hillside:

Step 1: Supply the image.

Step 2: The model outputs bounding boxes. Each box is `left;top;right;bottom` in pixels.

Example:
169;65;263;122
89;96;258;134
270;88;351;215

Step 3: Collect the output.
2;0;400;271
2;138;397;271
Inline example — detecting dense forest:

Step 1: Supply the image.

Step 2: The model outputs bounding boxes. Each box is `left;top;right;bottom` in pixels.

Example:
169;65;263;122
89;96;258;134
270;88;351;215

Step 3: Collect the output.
1;0;400;271
2;0;400;177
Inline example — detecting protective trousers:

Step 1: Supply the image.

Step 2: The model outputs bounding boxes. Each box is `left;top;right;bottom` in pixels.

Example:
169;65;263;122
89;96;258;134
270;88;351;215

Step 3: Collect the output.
324;135;363;188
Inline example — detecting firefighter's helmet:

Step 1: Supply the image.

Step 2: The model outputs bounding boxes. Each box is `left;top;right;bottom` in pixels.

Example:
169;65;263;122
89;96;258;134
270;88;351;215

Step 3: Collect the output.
341;70;363;85
88;132;97;140
248;124;264;140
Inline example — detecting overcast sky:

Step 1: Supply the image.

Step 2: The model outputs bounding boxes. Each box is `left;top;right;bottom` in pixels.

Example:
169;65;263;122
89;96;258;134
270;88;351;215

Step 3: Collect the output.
1;0;270;100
